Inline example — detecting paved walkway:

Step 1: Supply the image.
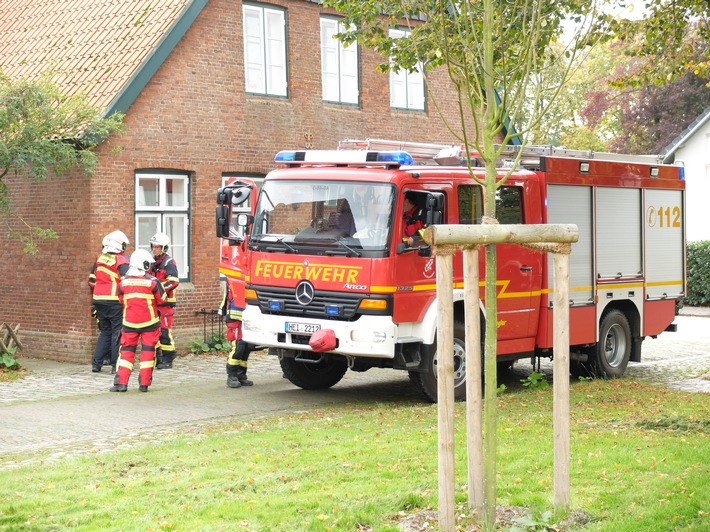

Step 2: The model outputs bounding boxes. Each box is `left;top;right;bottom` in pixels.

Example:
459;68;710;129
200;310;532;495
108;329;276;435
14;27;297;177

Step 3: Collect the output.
0;350;415;471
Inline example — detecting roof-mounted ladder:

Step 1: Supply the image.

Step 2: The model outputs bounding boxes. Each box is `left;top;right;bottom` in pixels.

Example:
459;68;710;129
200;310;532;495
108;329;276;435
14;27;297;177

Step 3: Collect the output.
339;138;665;167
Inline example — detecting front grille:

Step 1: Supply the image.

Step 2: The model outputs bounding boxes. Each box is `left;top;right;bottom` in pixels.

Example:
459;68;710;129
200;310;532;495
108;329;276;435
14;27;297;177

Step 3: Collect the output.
254;286;362;319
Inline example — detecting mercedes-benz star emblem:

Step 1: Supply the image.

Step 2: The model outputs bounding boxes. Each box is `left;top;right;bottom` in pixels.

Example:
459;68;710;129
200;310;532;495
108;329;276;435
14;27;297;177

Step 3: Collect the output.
295;281;315;306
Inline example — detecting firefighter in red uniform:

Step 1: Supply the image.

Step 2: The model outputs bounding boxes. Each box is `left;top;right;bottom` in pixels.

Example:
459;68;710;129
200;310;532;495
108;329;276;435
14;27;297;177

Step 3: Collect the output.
111;249;167;392
402;191;426;246
220;279;253;388
148;232;180;369
88;230;130;373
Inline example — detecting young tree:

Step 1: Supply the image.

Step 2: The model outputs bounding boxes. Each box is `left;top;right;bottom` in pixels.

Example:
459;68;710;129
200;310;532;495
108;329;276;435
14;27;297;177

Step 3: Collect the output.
0;69;124;254
324;0;601;528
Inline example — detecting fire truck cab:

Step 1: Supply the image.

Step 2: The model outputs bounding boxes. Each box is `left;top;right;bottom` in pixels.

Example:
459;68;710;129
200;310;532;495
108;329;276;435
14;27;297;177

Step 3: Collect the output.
216;140;686;402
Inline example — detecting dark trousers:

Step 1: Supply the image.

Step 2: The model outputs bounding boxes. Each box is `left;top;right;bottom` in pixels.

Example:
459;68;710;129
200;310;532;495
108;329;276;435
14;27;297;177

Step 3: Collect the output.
92;303;123;368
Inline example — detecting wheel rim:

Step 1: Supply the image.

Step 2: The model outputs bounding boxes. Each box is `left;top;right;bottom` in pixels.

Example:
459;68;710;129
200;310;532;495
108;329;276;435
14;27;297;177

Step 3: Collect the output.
433;339;467;388
603;323;627;367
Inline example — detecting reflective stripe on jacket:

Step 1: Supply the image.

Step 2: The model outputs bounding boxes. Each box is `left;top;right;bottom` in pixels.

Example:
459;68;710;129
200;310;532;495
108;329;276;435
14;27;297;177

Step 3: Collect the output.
149;253;179;306
118;274;167;330
89;253;130;303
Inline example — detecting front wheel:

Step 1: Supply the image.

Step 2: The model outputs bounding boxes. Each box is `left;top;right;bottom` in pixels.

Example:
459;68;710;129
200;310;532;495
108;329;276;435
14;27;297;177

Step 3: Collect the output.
593;310;632;378
409;321;467;403
280;353;348;390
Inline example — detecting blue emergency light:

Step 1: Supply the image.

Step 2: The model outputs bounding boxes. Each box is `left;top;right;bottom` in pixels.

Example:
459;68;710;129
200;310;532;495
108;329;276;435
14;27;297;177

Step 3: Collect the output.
274;150;414;166
325;305;342;316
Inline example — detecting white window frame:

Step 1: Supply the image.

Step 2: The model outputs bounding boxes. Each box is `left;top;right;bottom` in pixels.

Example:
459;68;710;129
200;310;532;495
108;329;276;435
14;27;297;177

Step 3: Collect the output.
389;28;425;111
243;4;287;97
320;17;359;105
135;172;190;280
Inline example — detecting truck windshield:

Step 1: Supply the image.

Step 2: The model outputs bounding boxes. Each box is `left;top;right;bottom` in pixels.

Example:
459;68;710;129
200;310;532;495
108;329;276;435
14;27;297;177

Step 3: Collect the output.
251;180;394;252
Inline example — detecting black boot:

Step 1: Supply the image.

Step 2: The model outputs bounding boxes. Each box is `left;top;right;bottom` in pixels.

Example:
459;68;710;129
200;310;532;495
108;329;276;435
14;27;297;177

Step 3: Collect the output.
110;384;127;392
236;368;253;386
139;385;149;392
226;375;242;388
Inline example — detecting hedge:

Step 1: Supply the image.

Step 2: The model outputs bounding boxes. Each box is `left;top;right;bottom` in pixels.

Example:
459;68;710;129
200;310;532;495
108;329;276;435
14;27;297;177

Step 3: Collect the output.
686;241;710;307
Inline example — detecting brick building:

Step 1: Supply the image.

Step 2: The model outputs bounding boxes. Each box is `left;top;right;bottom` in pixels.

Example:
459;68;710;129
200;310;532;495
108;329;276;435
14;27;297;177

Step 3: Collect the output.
0;0;477;362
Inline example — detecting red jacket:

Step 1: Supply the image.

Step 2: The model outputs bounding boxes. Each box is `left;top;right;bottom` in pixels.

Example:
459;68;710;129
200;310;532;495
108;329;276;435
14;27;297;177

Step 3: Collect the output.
403;206;425;237
88;253;130;304
118;274;167;330
149;253;179;307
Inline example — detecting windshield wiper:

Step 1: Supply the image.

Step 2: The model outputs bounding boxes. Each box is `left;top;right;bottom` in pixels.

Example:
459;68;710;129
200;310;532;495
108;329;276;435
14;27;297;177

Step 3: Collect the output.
324;238;362;257
255;236;298;253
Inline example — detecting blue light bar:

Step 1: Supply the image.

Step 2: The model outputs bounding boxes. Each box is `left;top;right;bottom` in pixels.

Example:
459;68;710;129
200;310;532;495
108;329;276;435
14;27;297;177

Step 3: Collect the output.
376;151;414;165
269;300;284;311
274;150;414;166
679;167;685;180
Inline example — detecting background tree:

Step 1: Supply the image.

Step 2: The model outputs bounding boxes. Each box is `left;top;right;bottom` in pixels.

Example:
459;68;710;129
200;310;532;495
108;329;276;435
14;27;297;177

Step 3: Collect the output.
606;0;709;87
0;69;124;254
324;0;601;527
525;1;710;153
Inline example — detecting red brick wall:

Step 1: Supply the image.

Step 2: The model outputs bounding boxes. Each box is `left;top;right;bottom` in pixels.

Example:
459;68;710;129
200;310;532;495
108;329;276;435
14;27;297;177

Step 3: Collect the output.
0;0;479;362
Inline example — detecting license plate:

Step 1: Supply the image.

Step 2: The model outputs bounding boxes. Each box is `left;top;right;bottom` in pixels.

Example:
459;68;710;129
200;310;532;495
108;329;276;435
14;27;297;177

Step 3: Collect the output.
285;322;321;334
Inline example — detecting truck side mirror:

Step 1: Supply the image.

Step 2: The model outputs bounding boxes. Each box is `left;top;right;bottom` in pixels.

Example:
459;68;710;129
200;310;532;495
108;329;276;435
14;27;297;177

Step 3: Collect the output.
217;187;233;205
216;205;231;238
425;192;445;225
231;187;251;206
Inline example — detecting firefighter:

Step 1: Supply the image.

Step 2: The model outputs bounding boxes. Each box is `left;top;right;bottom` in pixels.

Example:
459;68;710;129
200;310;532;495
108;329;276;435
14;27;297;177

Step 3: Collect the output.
148;232;180;369
111;249;167;392
88;230;130;373
220;280;253;388
402;191;426;246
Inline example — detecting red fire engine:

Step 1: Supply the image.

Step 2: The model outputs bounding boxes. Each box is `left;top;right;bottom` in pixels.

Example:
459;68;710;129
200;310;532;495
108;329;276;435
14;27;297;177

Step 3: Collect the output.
216;139;686;402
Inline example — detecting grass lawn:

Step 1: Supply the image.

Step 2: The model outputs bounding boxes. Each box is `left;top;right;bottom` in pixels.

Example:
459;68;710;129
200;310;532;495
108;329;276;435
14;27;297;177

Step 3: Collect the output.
0;379;707;531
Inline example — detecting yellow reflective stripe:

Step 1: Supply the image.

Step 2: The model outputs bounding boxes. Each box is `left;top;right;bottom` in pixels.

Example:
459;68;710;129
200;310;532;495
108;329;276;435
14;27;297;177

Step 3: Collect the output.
370;285;396;293
124;292;155;300
96;266;120;279
139;360;155;370
118;360;133;370
93;294;120;301
647;280;684;287
123;318;160;328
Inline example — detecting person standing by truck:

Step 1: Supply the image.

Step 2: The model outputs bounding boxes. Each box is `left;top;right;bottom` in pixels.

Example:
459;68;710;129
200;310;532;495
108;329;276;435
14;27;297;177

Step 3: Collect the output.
220;279;253;388
148;232;180;369
111;249;166;392
88;230;130;373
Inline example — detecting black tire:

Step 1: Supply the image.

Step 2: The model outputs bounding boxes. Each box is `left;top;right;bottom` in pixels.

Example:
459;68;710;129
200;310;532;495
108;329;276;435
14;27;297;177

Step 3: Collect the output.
410;321;467;403
593;310;632;378
280;354;348;390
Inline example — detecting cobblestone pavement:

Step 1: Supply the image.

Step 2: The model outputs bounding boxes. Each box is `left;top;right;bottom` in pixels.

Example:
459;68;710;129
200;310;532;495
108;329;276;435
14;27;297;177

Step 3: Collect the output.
0;350;416;471
1;312;707;471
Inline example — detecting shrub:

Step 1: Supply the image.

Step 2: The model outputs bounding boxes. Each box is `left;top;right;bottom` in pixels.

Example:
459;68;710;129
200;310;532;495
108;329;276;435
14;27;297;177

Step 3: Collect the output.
190;333;229;354
686;241;710;306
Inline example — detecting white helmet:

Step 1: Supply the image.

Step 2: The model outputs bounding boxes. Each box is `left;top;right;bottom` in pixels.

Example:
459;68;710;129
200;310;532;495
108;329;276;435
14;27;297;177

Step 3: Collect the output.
149;232;170;254
102;230;129;254
129;249;155;273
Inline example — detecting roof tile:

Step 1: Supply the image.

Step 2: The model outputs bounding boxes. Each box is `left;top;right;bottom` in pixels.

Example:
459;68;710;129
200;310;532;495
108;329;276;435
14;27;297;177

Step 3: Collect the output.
0;0;190;110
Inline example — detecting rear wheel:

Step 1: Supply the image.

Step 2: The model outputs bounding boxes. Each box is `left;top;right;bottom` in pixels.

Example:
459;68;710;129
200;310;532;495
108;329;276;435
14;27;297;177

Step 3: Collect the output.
280;353;348;390
410;321;467;403
594;310;631;377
